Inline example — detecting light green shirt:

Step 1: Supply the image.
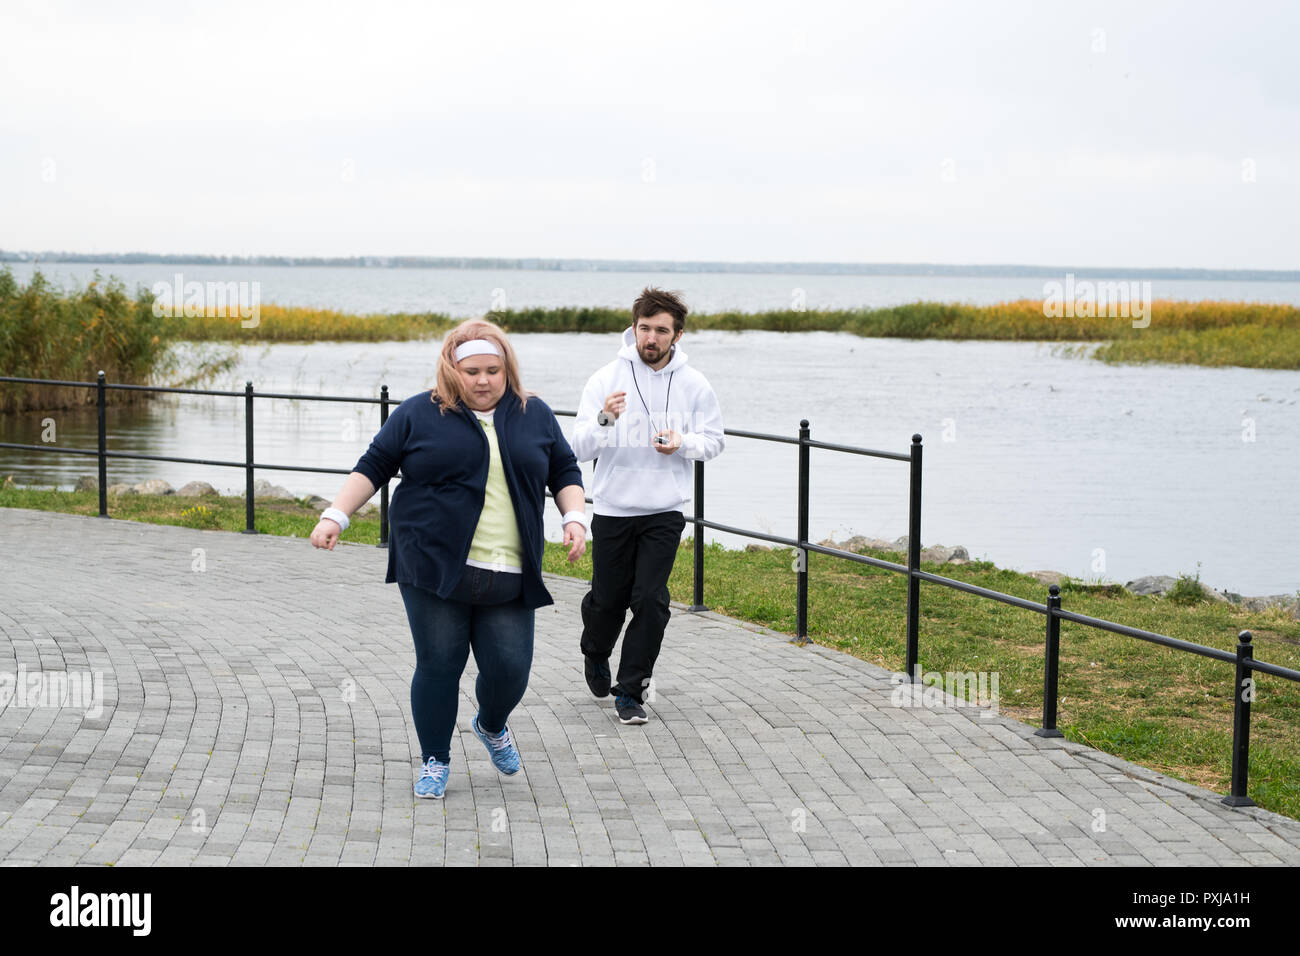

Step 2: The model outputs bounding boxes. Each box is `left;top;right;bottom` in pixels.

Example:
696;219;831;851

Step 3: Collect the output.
466;409;524;572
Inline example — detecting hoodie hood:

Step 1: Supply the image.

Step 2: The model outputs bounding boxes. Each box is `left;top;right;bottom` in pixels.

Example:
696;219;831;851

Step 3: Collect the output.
617;326;689;374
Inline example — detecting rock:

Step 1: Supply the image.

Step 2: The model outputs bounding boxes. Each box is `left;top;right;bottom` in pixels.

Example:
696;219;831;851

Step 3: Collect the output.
176;481;218;497
106;483;137;496
1125;575;1178;596
821;535;967;562
304;495;331;511
131;479;174;495
252;478;295;500
355;501;378;516
75;475;98;493
1028;570;1065;587
1203;587;1233;604
744;543;772;552
920;544;970;563
1241;594;1300;614
847;535;897;552
818;535;895;553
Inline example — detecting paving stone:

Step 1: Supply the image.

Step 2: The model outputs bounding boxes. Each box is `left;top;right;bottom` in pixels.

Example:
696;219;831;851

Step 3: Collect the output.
2;507;1298;868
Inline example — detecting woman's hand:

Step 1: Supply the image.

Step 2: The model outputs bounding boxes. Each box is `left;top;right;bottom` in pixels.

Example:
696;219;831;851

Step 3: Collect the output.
563;521;587;562
311;519;342;550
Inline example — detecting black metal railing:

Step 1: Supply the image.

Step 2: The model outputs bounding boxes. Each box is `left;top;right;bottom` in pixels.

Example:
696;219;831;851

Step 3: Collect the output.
3;371;1297;809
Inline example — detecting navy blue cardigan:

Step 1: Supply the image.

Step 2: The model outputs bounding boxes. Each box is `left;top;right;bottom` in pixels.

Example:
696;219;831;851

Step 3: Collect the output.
351;388;583;609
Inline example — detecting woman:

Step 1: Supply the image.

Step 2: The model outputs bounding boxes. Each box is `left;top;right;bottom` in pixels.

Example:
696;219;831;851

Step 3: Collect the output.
310;318;587;799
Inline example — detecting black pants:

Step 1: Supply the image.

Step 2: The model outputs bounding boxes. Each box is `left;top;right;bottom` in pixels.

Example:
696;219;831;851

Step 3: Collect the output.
580;510;686;703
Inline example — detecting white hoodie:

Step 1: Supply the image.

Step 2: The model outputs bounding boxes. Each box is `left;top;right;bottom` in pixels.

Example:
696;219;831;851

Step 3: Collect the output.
571;327;725;517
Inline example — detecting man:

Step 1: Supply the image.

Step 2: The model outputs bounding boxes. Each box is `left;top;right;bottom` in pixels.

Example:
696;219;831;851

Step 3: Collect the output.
570;287;725;724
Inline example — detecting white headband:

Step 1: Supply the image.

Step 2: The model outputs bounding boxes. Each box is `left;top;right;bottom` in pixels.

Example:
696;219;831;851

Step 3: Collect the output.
454;339;502;362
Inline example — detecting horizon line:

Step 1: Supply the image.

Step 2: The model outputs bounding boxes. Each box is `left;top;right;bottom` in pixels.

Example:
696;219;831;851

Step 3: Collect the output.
2;250;1297;282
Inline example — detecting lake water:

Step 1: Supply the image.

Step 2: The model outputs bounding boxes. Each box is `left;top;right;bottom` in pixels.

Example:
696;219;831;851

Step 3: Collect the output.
3;330;1298;597
7;261;1300;315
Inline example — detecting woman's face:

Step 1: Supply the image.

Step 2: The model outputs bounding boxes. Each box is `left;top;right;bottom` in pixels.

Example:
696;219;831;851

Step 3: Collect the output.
456;352;507;411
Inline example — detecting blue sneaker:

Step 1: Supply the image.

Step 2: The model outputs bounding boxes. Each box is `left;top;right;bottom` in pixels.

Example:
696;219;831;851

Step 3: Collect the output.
471;714;521;775
414;756;449;799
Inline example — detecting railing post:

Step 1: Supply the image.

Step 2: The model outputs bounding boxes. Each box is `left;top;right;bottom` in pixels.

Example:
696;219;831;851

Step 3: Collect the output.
96;370;108;518
1223;630;1256;807
795;419;810;645
688;459;708;611
378;385;390;548
1035;584;1064;737
242;380;257;534
906;433;922;680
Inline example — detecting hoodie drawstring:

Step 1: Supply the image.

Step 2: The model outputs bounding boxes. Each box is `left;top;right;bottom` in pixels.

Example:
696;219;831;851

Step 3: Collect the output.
631;363;674;440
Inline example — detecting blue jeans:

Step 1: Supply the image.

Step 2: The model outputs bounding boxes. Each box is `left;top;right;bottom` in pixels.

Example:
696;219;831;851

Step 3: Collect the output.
398;566;535;764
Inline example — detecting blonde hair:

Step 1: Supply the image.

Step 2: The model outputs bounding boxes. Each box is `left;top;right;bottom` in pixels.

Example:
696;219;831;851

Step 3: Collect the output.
431;317;533;414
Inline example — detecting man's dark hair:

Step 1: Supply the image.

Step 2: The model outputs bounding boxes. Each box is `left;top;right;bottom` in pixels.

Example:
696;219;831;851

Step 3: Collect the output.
632;287;687;334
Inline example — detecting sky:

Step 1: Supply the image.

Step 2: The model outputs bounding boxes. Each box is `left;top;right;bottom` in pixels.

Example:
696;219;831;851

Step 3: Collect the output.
1;0;1297;269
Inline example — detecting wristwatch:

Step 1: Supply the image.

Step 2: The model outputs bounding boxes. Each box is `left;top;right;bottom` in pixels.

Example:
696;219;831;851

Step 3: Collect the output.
596;410;613;426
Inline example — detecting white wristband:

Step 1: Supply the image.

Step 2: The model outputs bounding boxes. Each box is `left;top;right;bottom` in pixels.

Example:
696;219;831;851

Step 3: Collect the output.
322;507;350;532
561;510;588;531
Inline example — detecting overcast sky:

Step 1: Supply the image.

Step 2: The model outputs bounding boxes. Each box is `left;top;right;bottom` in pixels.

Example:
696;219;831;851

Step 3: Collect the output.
2;0;1296;269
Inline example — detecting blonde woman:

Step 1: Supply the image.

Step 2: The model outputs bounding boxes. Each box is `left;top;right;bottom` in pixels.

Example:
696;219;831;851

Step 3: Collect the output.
310;319;588;799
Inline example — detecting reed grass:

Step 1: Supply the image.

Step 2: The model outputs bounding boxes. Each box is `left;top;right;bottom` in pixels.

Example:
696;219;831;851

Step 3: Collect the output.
0;268;234;413
133;298;1300;365
491;298;1300;345
495;300;1300;368
171;304;452;342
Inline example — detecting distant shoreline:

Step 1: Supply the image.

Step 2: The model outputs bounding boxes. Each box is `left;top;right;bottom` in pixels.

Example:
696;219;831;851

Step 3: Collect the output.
2;252;1297;283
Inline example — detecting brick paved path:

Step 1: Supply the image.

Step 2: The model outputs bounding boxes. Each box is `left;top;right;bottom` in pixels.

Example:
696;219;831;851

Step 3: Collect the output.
2;507;1298;866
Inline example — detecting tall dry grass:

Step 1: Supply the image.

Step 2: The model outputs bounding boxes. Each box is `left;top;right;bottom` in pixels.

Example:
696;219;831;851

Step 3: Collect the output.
172;305;452;342
103;294;1300;368
483;300;1300;367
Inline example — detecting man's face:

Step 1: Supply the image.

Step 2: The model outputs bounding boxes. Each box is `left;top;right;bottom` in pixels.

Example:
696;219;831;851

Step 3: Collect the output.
635;312;682;367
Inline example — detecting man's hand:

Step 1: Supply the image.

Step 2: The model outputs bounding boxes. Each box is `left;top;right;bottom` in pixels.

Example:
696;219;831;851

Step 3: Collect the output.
310;519;341;550
603;391;627;420
652;430;682;455
563;521;587;562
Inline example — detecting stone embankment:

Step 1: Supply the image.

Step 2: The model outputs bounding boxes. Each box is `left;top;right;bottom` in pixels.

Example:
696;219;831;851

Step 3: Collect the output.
62;475;376;514
814;536;1299;620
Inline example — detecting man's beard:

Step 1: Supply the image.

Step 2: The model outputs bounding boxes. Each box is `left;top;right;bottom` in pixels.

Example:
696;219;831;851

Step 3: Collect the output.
639;343;668;365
